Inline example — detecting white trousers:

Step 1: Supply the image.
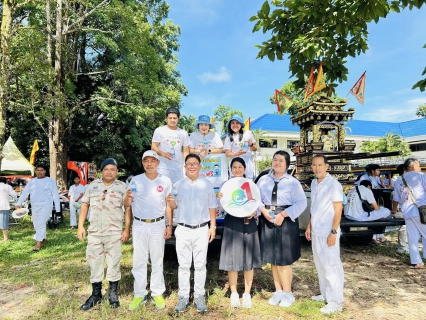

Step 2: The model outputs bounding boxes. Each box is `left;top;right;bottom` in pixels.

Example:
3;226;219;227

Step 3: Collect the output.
32;205;52;241
406;216;426;264
175;225;209;298
132;219;166;297
69;198;80;226
311;234;344;305
398;225;409;250
346;207;390;221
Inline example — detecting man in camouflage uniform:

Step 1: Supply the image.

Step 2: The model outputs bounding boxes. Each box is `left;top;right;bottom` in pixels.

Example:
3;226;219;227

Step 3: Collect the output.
77;158;132;310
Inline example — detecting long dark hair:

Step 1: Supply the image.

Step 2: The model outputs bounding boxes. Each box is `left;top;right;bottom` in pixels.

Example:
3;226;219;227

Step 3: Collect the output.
228;120;244;143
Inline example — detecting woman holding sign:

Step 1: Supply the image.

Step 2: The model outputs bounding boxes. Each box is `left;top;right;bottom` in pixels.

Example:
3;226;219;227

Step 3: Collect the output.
257;151;307;308
224;114;257;179
217;157;261;309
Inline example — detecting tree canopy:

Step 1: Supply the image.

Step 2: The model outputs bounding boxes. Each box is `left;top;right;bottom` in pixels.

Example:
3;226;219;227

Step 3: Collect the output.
360;132;411;156
250;0;426;92
213;105;244;135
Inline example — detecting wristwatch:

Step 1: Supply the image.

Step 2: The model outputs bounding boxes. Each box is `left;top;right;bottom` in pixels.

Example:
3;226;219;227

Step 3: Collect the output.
210;225;217;229
331;229;337;234
166;225;173;228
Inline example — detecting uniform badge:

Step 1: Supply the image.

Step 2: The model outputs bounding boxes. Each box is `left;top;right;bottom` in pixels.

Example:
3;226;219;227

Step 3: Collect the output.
157;186;164;192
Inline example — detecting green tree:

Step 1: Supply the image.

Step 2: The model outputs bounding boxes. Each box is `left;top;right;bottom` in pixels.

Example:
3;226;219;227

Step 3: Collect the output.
178;114;197;134
360;132;411;156
250;0;426;91
416;103;426;117
213;105;244;135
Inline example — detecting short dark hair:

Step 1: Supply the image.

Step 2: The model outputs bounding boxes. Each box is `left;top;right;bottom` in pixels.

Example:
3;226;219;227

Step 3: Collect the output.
273;150;291;170
165;107;180;118
0;177;6;184
185;153;201;164
404;158;418;170
360;180;372;188
88;177;94;182
367;164;380;174
36;164;47;170
396;164;405;176
312;154;328;164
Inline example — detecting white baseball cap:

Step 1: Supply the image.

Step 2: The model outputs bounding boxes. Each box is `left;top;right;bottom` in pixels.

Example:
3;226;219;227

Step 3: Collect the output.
142;150;160;161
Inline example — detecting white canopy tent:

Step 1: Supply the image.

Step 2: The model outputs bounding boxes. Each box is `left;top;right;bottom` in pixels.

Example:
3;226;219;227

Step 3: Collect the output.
1;136;35;175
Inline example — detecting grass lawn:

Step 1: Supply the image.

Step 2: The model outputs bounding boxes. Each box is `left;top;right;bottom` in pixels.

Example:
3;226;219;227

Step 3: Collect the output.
0;212;418;319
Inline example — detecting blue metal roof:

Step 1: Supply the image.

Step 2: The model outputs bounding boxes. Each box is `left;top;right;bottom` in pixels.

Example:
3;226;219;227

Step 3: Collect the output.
251;113;426;138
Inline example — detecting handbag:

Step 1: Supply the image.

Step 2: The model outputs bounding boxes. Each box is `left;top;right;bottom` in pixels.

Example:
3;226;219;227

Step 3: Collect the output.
401;175;426;224
355;186;375;216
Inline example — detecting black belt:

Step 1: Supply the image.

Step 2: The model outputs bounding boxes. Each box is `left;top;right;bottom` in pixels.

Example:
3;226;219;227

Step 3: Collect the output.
265;205;291;211
177;222;209;229
134;216;164;223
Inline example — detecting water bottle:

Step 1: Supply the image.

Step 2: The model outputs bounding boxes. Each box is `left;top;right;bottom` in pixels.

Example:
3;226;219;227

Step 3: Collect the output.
130;180;137;196
269;210;276;223
170;148;175;159
203;138;209;150
172;185;178;206
242;140;249;151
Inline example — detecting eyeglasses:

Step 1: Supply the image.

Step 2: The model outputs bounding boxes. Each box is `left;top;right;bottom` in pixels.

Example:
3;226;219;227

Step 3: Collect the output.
185;163;200;168
101;189;107;200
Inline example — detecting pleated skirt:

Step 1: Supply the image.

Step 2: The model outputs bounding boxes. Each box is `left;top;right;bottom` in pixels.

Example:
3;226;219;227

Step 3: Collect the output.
219;214;261;271
259;215;301;266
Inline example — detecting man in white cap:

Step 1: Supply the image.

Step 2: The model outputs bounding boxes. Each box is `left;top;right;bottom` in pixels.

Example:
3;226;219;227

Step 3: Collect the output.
128;150;173;311
151;107;191;183
77;158;132;310
15;165;61;251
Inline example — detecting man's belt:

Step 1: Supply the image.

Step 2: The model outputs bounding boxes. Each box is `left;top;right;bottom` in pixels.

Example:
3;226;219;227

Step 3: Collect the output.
134;216;164;223
265;205;291;211
177;222;209;229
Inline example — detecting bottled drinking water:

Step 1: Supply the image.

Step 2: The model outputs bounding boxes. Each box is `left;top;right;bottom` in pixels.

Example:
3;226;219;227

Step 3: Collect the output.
269;210;276;223
242;140;249;151
170;148;175;159
130;180;137;196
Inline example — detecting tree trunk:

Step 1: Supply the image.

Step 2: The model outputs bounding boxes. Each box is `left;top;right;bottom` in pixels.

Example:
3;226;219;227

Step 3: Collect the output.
0;0;14;172
49;0;67;188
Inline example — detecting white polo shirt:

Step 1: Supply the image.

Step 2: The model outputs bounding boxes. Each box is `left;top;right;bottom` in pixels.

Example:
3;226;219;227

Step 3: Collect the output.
310;173;343;237
69;184;86;202
174;176;217;225
0;183;17;210
131;173;172;219
393;171;426;220
356;174;382;189
152;125;191;171
189;131;223;150
345;185;376;219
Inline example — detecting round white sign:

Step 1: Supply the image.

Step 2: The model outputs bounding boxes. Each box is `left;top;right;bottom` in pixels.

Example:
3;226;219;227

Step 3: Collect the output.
219;178;261;218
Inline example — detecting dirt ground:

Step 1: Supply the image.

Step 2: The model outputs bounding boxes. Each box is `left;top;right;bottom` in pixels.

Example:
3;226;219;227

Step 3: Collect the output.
1;233;426;319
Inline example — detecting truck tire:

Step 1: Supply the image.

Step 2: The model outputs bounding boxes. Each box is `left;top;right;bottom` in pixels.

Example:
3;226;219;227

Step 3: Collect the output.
344;234;373;246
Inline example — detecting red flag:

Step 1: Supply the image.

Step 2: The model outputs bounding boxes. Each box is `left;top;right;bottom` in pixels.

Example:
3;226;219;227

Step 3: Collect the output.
313;62;326;93
350;71;366;104
275;90;294;113
304;67;315;102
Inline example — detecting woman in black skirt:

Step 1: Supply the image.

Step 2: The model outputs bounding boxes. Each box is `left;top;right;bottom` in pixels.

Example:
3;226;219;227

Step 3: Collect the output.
217;157;261;309
257;150;307;308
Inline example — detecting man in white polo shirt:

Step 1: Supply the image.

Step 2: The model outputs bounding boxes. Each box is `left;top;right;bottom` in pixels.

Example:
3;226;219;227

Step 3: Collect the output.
305;154;344;314
168;153;217;314
128;150;173;311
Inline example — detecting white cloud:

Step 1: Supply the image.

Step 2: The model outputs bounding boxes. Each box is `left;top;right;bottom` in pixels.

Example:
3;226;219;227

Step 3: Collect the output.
197;66;232;84
361;97;426;122
168;0;222;25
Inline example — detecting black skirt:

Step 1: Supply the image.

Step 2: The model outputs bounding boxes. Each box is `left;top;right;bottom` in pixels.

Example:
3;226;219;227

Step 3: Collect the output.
259;215;301;266
219;214;261;271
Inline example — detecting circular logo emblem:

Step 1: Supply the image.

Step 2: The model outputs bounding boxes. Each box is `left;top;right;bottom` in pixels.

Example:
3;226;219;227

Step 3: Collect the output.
157;186;164;192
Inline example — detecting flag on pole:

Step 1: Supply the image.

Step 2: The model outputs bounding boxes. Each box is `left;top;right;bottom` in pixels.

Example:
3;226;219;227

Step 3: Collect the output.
350;71;366;104
244;117;251;130
304;67;315;102
275;90;294;113
29;139;39;165
313;62;326;93
210;117;215;132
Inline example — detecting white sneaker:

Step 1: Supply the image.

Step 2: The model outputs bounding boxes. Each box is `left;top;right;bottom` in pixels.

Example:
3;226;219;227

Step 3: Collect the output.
279;292;295;308
396;247;409;254
268;291;283;306
242;293;251;309
230;292;240;308
320;301;342;314
311;294;325;302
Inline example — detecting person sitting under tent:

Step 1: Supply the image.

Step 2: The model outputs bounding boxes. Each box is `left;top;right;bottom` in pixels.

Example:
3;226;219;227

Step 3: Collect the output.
345;180;391;222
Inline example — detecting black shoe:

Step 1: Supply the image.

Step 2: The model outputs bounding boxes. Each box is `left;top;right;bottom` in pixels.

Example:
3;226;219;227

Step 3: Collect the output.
80;282;102;311
108;281;120;308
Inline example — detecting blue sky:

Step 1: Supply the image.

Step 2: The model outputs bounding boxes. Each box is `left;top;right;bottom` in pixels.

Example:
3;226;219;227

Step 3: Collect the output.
167;1;426;124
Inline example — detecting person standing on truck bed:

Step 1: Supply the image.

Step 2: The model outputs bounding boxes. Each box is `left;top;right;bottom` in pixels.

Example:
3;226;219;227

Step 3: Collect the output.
393;158;426;268
344;180;391;221
257;150;307;308
305;154;344;315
